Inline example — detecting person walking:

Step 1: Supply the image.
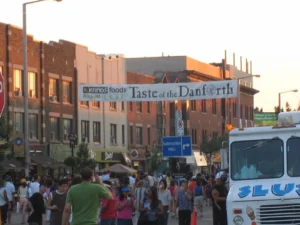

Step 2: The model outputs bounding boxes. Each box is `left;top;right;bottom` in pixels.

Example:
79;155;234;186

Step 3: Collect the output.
158;180;171;225
61;168;113;225
27;182;47;225
100;181;117;225
47;178;68;225
116;186;135;225
0;179;10;225
193;180;204;218
177;181;193;225
17;179;29;224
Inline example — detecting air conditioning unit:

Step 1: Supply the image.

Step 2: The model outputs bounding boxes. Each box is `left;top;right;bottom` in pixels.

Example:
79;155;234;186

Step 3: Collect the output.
50;96;57;102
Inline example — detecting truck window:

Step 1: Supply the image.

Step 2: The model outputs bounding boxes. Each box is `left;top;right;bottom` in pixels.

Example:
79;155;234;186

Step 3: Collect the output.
287;137;300;177
230;139;284;180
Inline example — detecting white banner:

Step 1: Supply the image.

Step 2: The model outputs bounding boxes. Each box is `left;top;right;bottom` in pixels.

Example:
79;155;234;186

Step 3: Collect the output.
79;80;238;102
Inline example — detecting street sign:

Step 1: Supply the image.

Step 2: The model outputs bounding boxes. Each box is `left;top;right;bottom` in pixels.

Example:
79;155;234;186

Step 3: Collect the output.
176;120;184;136
0;72;5;117
162;136;192;157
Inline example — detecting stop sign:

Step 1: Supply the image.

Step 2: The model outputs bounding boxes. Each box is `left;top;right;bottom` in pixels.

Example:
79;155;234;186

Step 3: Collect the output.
0;72;5;117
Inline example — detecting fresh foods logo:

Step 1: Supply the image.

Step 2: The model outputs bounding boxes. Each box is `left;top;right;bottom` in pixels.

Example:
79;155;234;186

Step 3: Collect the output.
79;80;238;102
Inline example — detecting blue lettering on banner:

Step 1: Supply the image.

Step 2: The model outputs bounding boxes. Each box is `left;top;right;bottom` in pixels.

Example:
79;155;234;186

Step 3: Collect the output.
238;183;300;198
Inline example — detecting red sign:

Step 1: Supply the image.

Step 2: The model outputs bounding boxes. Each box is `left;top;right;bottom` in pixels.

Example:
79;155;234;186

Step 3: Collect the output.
0;72;5;117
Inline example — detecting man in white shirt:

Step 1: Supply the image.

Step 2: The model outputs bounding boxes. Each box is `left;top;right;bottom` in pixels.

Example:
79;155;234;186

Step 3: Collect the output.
128;173;136;186
4;176;15;223
29;175;40;197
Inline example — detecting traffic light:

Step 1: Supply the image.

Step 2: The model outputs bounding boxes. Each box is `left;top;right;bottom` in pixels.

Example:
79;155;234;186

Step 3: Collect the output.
226;124;234;131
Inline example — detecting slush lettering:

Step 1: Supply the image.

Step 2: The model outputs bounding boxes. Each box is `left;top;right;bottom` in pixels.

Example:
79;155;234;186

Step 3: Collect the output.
271;184;294;196
253;185;269;197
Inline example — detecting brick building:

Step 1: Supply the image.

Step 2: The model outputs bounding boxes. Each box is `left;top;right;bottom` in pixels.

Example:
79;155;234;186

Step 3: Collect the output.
127;56;259;171
127;72;156;170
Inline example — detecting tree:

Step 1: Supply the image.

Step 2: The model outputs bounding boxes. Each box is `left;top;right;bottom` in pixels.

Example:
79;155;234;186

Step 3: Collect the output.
297;102;300;111
274;106;283;113
64;142;97;173
0;114;14;177
286;101;292;112
149;147;163;174
254;107;263;113
201;133;229;155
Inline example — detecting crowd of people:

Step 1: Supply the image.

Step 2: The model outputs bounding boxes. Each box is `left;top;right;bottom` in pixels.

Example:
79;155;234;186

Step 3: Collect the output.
0;168;229;225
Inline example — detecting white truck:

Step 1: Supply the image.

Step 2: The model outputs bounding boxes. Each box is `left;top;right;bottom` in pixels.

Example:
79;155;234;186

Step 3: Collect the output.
227;111;300;225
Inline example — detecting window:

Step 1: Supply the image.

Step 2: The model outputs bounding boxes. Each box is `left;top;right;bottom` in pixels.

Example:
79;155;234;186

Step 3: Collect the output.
201;100;207;113
28;72;37;98
212;99;217;115
49;117;60;141
14;69;23;97
287;137;300;177
14;112;24;133
62;81;72;104
129;126;133;144
110;124;117;145
129;102;133;112
93;122;101;143
233;103;237;118
240;105;243;119
63;119;72;141
80;101;89;107
110;102;117;110
81;120;89;142
136;127;143;145
202;130;207;143
212;132;218;140
192;129;197;144
121;102;125;111
29;114;38;140
250;107;254;120
147;127;151;145
147;102;151;113
91;101;101;108
122;125;125;145
191;100;196;111
49;78;59;102
231;139;284;180
136;102;142;113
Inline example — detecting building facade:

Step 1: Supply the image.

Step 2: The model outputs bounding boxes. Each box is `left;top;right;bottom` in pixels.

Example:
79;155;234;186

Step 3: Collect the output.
76;45;128;169
127;72;156;170
127;56;259;172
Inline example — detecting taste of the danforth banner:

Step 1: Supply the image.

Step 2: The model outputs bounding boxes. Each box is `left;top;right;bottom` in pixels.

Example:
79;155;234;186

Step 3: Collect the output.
79;80;238;102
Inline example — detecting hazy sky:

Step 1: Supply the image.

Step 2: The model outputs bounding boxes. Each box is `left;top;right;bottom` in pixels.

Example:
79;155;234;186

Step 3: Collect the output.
1;0;300;112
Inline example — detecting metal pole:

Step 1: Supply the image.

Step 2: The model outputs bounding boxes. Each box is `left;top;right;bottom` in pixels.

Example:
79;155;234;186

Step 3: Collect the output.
23;3;30;177
237;79;241;129
71;144;74;175
278;93;281;114
101;58;106;149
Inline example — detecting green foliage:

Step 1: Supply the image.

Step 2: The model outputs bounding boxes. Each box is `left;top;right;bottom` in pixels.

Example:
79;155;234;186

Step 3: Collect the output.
286;102;292;112
254;107;263;113
200;133;229;155
64;142;97;173
149;147;163;174
0;114;14;177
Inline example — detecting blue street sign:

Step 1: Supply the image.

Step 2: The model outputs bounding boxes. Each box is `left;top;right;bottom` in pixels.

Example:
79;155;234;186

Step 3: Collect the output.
162;136;192;157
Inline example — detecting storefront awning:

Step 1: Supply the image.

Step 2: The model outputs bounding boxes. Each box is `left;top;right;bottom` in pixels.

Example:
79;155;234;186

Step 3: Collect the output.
186;151;207;166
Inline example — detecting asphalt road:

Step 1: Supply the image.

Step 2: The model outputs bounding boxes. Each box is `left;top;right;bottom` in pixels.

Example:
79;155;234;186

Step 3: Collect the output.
10;206;213;225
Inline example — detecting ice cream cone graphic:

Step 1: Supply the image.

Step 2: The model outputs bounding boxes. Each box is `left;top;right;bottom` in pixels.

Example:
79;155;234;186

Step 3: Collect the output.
246;206;255;220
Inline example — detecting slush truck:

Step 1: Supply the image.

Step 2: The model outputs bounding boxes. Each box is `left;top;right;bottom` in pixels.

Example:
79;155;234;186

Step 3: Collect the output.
227;111;300;225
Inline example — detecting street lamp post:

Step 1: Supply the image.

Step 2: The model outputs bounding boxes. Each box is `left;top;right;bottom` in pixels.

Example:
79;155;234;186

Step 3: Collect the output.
237;74;260;129
23;0;62;177
278;89;298;114
68;134;77;175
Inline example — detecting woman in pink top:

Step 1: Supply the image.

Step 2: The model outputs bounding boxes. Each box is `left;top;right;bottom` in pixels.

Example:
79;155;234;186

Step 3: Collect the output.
116;186;135;225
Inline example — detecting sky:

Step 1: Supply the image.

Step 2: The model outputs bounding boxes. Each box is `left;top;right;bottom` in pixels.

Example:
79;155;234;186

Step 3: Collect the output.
1;0;300;112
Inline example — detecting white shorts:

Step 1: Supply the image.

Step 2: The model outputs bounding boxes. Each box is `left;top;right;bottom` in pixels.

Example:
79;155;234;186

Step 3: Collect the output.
194;196;204;206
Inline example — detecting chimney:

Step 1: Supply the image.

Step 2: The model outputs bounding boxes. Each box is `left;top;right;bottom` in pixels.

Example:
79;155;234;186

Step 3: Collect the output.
240;56;243;71
246;58;249;73
233;53;235;66
250;61;252;74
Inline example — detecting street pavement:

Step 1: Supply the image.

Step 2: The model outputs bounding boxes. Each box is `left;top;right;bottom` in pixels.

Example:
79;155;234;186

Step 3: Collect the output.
9;206;213;225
